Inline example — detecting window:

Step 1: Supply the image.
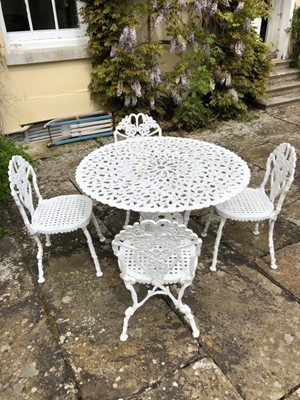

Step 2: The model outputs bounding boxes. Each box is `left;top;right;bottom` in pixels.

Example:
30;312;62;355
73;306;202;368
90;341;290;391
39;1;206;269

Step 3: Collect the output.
0;0;87;64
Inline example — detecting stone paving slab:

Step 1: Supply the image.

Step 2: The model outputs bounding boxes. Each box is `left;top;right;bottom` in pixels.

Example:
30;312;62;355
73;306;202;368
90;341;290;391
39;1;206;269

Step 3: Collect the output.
257;241;300;299
130;357;244;400
0;298;77;400
186;260;300;400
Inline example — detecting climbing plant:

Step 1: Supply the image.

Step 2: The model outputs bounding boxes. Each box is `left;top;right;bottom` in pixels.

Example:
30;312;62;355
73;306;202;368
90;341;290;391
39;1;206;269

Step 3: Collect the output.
290;6;300;68
81;0;272;130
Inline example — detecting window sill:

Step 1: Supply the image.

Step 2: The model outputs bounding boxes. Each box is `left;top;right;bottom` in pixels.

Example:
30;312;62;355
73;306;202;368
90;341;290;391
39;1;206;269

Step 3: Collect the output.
5;44;90;65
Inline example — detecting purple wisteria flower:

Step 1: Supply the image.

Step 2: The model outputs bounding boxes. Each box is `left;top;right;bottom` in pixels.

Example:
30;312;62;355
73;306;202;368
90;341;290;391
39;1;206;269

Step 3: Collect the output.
110;43;117;58
234;2;244;12
178;0;186;7
209;79;215;91
243;18;251;33
125;95;131;107
215;70;226;85
131;95;138;106
149;67;161;88
117;81;123;97
219;0;230;6
170;38;177;53
170;36;187;53
152;0;158;10
225;72;231;87
187;32;195;44
131;81;142;97
194;0;217;15
178;35;187;52
228;88;239;102
175;73;188;88
154;14;164;28
230;40;245;57
194;1;204;13
124;94;138;107
208;2;218;15
118;26;137;53
150;97;156;110
171;90;181;105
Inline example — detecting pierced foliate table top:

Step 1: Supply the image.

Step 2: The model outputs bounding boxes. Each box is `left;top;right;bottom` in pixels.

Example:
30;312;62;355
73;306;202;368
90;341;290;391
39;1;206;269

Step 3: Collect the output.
76;137;250;213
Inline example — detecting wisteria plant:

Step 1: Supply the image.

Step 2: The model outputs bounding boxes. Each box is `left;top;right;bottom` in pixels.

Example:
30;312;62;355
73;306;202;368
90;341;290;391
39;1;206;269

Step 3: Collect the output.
81;0;272;129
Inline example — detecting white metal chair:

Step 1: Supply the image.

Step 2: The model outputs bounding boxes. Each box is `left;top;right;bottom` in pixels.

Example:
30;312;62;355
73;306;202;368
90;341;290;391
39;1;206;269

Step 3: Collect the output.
114;113;165;227
201;143;296;271
112;219;202;341
114;113;187;227
8;155;105;284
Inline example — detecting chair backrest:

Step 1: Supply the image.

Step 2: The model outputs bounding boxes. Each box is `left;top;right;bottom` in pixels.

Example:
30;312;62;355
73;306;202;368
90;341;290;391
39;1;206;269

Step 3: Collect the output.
114;113;162;141
112;219;201;284
8;155;42;233
261;143;296;213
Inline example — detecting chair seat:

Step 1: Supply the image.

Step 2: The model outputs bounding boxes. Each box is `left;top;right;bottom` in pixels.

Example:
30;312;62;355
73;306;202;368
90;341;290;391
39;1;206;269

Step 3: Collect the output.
216;188;274;221
118;246;196;285
33;195;93;234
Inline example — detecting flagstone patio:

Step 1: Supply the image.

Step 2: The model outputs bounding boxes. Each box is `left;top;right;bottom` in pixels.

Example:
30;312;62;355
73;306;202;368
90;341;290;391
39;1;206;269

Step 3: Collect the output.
0;104;299;400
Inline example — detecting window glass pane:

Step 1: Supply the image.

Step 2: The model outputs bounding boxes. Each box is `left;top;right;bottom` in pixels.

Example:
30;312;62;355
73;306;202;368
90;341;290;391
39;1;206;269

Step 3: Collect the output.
1;0;30;32
55;0;79;29
28;0;55;30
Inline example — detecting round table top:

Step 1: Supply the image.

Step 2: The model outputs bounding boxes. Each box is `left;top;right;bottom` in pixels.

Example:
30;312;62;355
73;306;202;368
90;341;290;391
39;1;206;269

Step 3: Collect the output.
76;136;250;213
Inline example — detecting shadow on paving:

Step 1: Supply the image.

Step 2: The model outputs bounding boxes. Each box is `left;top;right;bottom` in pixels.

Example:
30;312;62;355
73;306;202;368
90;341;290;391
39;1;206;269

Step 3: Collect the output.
1;104;300;400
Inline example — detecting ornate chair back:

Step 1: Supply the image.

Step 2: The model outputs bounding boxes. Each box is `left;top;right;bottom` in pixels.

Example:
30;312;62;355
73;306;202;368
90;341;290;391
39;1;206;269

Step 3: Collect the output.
112;219;201;286
114;113;162;141
8;155;42;234
261;143;296;215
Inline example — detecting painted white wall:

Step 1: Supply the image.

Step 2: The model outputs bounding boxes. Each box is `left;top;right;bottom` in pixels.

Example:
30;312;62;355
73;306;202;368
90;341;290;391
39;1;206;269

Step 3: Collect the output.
0;33;100;134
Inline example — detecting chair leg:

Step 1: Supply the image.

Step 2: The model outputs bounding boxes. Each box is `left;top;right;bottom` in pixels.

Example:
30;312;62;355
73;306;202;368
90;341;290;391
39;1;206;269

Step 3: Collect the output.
201;207;215;237
183;210;191;227
33;234;45;284
268;219;277;269
82;227;103;277
45;234;51;247
171;283;199;338
123;210;131;228
253;222;260;235
91;213;105;242
120;280;145;341
210;217;226;272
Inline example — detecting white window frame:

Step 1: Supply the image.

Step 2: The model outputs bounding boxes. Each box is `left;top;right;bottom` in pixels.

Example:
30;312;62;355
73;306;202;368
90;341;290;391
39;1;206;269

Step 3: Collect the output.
0;0;88;65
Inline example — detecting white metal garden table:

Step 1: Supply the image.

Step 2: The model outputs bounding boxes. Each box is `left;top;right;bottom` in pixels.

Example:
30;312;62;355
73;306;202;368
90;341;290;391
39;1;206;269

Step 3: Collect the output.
75;137;250;217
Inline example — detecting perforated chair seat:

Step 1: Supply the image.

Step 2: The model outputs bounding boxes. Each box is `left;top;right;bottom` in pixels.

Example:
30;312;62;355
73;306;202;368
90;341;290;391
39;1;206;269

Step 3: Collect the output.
33;195;93;234
216;188;274;221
